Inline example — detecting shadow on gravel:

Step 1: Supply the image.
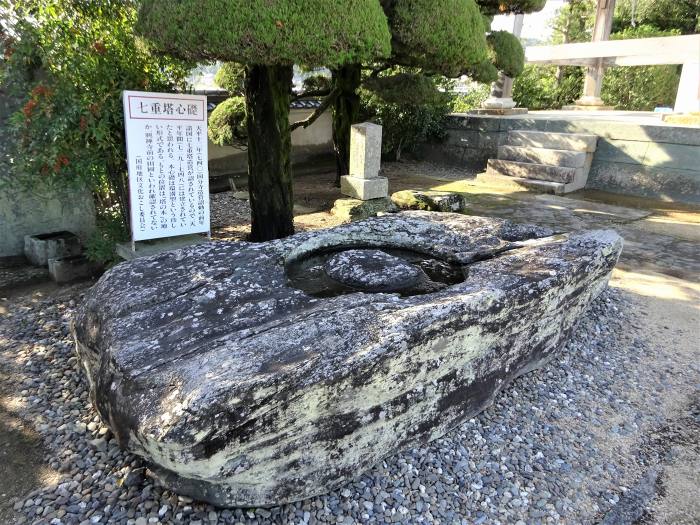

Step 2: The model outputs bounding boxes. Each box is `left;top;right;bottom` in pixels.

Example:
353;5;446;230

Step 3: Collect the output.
599;394;700;525
0;399;57;523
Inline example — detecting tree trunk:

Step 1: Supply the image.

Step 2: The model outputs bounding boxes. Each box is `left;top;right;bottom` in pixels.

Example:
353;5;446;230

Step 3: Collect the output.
245;64;294;241
331;64;361;186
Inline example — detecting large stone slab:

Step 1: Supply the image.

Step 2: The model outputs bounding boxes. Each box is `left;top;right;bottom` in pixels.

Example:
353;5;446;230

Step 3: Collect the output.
72;212;622;507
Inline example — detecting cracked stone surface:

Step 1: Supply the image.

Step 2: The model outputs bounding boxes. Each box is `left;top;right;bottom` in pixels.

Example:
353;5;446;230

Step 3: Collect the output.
71;212;623;507
324;249;423;292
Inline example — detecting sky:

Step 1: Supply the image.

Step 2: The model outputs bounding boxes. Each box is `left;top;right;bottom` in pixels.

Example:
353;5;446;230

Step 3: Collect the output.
492;0;566;44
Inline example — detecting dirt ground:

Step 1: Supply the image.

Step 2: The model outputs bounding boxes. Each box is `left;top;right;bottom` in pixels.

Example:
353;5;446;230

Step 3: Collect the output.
0;283;68;523
1;160;698;523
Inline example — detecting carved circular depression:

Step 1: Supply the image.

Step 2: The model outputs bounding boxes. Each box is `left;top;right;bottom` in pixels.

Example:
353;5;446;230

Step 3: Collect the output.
286;246;466;297
324;249;422;292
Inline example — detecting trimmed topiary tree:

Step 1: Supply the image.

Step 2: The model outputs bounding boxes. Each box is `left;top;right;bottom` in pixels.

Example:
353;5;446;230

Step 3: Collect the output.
324;0;543;182
137;1;391;241
487;30;526;78
329;0;488;181
208;96;247;148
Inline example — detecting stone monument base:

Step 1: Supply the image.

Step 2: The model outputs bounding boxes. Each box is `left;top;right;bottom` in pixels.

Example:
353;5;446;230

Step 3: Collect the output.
340;175;389;201
116;234;209;261
562;104;615;111
469;108;528;116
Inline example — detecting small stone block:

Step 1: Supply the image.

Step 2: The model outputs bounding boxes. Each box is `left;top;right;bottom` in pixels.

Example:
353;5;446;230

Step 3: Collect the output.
24;231;82;267
340;175;388;201
48;255;101;284
349;122;382;179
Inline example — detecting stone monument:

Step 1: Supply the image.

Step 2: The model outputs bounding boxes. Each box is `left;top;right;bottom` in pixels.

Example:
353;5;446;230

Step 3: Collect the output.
73;212;623;507
340;122;388;201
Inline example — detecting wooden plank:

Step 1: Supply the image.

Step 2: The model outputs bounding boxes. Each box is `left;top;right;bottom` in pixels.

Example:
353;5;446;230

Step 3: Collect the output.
526;35;700;66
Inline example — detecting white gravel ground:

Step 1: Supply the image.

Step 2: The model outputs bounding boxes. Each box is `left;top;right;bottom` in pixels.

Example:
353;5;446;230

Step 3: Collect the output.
1;279;698;525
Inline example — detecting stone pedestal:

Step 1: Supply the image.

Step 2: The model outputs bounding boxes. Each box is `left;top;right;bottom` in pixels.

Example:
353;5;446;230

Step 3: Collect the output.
476;14;528;115
340;176;388;201
470;107;529;116
340;122;388;201
561;103;615;111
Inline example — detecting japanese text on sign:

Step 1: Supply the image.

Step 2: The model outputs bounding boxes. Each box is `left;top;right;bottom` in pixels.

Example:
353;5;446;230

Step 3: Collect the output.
123;91;210;242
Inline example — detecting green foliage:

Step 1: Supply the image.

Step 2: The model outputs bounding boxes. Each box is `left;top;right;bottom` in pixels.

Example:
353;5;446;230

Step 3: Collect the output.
513;65;583;109
476;0;547;16
360;70;452;161
452;84;490;112
302;74;332;93
550;0;595;44
3;0;190;235
208;96;247;148
601;26;682;111
137;0;392;67
84;206;129;266
388;0;488;77
363;73;450;106
214;62;245;96
513;1;685;111
465;59;499;84
486;31;525;78
614;0;699;34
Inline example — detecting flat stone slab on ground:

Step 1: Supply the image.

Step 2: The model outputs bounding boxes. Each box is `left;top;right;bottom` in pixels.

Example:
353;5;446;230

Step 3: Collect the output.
72;212;622;507
391;190;467;212
330;197;395;222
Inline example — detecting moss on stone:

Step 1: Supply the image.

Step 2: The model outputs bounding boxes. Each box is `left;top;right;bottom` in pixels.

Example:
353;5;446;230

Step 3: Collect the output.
391;190;466;212
487;30;525;77
388;0;488;76
208;96;247;148
136;0;391;67
330;198;395;222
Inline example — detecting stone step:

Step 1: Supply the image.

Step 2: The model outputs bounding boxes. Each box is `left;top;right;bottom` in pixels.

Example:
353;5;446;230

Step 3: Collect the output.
507;130;598;152
475;172;565;194
487;159;576;184
498;145;588;168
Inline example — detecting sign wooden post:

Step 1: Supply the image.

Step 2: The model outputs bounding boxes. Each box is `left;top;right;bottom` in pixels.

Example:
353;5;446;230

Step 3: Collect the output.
123;91;210;252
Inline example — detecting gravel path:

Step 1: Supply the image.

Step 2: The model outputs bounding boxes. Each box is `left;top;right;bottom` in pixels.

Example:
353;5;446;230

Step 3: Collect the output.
2;278;697;525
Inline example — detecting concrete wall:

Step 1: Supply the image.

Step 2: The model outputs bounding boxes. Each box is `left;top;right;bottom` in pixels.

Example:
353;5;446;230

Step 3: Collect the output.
208;108;334;177
0;90;96;260
419;113;700;204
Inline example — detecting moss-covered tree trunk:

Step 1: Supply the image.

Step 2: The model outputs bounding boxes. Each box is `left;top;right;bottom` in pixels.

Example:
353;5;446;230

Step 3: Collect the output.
331;64;362;185
245;64;294;241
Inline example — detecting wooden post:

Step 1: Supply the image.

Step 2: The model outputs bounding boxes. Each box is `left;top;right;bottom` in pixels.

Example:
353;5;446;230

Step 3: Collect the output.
570;0;616;110
675;61;700;113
